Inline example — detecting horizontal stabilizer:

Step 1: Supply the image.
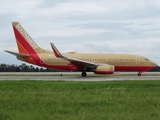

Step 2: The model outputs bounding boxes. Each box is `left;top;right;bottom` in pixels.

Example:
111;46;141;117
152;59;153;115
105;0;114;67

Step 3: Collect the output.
4;50;30;58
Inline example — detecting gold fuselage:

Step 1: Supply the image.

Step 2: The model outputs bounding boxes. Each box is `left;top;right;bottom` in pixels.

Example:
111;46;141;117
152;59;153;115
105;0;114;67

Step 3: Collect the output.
37;52;156;67
17;47;157;72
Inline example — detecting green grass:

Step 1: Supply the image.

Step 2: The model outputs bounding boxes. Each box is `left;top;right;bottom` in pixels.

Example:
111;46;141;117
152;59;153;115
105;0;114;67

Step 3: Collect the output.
0;81;160;120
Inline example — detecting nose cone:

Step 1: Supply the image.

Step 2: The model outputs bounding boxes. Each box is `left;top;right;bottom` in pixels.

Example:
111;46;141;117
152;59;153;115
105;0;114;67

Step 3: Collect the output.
151;61;158;67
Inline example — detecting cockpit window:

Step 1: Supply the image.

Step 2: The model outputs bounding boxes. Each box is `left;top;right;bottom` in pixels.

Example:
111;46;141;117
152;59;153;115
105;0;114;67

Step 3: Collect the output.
145;58;150;61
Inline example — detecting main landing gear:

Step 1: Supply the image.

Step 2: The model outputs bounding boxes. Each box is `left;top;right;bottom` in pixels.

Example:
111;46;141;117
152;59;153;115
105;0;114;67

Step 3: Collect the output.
137;72;141;76
81;72;87;77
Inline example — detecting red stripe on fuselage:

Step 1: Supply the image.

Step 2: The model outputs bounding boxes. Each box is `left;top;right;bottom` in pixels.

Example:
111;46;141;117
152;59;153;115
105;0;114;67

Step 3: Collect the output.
115;66;155;72
31;64;156;73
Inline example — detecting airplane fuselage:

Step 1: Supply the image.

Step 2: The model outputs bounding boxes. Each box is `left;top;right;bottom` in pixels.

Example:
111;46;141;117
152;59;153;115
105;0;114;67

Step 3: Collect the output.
17;51;157;73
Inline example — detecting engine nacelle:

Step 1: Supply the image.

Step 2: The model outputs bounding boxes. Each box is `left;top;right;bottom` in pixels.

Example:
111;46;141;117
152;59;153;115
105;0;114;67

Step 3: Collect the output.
94;65;114;74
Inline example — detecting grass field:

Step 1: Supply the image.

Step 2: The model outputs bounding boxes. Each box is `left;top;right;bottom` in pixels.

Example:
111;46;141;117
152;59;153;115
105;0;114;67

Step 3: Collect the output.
0;80;160;120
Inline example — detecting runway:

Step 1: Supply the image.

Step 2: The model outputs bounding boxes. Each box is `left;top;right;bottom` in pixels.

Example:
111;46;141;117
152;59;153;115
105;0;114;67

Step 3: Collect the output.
0;76;160;81
0;72;160;81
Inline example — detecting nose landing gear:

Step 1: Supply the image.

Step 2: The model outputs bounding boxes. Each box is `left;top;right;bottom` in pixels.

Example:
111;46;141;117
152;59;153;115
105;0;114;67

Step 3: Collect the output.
137;72;141;76
81;72;87;77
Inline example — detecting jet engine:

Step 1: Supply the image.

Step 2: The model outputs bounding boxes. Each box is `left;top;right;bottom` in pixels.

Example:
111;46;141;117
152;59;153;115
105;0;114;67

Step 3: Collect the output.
94;65;114;74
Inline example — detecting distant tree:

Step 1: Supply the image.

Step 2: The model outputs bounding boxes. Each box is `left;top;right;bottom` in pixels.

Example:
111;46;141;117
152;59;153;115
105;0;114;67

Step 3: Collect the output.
1;64;7;72
149;66;160;72
10;64;16;72
19;63;28;72
40;67;44;72
35;67;39;72
45;68;51;72
28;65;35;72
0;63;67;72
15;66;20;72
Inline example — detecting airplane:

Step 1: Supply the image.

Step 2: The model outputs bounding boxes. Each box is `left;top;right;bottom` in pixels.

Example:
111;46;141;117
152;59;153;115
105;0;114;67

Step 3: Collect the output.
5;22;157;77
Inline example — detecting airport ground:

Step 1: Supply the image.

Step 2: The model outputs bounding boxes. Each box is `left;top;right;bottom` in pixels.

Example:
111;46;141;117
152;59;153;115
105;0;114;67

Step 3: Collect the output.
1;73;160;119
0;72;160;81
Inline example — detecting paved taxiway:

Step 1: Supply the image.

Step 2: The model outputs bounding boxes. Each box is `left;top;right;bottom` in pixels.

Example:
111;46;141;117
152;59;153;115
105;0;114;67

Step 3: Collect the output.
0;72;160;81
0;76;160;81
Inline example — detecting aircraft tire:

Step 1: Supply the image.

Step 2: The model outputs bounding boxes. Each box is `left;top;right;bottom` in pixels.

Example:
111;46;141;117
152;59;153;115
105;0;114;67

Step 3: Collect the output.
81;72;87;77
137;72;141;76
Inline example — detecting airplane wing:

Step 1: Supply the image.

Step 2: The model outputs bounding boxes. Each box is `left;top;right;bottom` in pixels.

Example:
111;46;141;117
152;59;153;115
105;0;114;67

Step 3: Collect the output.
4;50;30;58
50;43;98;68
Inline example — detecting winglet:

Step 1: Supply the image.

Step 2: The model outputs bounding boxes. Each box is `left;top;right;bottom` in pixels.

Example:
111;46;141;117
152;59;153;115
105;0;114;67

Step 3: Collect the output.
50;43;63;58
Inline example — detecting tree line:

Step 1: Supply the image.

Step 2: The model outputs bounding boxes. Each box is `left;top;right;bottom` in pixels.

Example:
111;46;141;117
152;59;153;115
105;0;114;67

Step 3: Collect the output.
149;66;160;72
0;63;60;72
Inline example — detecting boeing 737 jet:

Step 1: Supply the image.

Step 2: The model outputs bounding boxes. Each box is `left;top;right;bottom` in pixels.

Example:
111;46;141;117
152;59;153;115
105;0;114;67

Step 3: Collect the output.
5;22;157;77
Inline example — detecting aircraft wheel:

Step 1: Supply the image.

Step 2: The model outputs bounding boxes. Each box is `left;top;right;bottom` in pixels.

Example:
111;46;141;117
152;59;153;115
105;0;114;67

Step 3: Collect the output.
137;72;141;76
81;72;87;77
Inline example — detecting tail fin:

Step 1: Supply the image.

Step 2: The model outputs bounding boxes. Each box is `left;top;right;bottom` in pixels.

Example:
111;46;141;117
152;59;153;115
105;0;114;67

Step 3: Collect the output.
12;22;43;55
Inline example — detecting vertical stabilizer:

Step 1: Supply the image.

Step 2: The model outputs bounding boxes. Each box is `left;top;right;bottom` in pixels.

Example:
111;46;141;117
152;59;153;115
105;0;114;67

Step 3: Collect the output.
12;22;43;55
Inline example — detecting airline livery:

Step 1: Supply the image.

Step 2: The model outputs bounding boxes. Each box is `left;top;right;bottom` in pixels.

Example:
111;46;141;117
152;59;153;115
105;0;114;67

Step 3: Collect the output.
5;22;157;77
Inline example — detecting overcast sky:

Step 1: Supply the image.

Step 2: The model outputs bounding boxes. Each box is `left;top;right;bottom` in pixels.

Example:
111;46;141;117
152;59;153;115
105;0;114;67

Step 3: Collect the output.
0;0;160;65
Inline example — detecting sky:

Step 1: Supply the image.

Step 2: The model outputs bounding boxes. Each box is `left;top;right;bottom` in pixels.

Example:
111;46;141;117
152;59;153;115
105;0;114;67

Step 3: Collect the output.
0;0;160;65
